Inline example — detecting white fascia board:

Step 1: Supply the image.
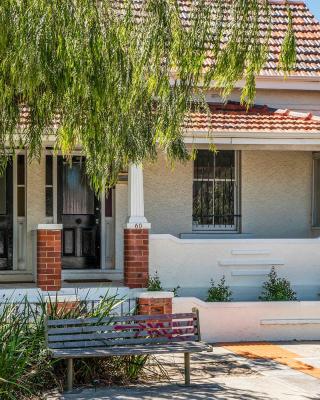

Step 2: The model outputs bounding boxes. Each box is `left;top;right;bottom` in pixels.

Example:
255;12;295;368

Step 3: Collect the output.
238;76;320;91
170;74;320;91
183;131;320;145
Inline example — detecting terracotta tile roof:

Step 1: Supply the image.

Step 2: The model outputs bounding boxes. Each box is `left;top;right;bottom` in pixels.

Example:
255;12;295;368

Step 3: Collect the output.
19;102;320;134
122;0;320;78
251;1;320;77
184;102;320;133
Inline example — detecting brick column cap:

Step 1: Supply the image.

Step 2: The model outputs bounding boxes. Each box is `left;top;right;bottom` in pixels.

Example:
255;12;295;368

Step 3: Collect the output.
37;224;63;230
139;291;174;299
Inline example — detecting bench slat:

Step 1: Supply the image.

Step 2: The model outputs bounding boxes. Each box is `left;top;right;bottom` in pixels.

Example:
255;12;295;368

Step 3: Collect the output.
50;341;211;358
47;313;196;326
48;328;197;343
48;320;196;335
49;335;199;349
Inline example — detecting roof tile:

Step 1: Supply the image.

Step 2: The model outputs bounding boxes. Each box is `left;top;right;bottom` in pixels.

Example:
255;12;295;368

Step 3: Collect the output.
185;102;320;133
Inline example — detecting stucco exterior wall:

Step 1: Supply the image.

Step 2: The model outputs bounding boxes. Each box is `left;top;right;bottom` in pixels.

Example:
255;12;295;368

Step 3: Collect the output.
241;151;313;238
26;154;46;272
173;298;320;342
114;183;128;272
149;235;320;300
141;150;313;238
144;154;193;236
207;89;320;115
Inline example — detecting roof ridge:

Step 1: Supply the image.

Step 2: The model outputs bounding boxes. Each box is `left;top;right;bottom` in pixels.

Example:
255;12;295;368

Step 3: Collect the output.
205;102;320;122
266;108;320;121
269;1;307;5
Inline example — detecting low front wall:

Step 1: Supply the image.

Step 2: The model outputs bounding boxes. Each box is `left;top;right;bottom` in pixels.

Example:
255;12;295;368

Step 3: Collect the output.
149;235;320;300
173;297;320;342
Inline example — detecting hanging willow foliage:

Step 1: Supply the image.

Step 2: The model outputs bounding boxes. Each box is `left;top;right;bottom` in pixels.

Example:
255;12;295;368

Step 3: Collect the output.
0;0;295;190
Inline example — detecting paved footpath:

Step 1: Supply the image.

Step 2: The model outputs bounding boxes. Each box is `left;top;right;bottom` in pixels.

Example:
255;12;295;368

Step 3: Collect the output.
47;342;320;400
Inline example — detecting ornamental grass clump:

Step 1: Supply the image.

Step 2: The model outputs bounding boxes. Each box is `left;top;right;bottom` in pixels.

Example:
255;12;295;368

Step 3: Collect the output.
259;267;297;301
147;272;163;291
0;293;157;400
206;276;232;302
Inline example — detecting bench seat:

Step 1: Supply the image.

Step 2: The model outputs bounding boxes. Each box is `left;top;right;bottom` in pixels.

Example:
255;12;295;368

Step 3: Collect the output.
51;341;212;358
46;309;211;391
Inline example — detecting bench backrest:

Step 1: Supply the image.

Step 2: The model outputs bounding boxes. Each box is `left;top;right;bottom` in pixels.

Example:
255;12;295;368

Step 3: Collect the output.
46;310;200;351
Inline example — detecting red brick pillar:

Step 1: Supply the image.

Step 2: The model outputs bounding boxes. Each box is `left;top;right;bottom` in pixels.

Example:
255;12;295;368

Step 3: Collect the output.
124;229;149;288
138;292;173;315
45;295;80;316
37;224;62;291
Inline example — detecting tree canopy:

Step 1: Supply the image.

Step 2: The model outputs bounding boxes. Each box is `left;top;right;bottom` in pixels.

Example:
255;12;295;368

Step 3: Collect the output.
0;0;296;190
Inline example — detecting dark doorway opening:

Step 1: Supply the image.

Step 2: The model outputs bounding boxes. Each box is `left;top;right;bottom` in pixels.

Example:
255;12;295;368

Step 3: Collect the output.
57;156;100;270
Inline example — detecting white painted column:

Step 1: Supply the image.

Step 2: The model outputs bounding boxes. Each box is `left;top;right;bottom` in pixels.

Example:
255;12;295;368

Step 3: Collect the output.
126;164;151;229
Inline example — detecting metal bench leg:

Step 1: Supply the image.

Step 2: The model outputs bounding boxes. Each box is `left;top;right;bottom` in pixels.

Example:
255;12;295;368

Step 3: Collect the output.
67;359;73;391
184;353;190;385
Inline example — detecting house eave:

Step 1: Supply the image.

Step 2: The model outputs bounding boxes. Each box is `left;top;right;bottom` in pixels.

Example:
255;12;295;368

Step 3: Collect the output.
241;75;320;91
183;130;320;146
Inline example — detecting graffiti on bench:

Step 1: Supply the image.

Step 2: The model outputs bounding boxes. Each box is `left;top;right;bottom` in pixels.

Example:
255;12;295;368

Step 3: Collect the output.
114;319;194;340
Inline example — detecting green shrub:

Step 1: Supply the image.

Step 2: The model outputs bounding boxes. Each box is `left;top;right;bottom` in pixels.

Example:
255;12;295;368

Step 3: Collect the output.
259;267;297;301
206;276;232;302
147;273;181;297
147;272;163;291
0;293;157;399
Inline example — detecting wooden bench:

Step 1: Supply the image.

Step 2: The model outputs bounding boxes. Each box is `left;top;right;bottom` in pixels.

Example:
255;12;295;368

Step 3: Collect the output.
46;309;212;390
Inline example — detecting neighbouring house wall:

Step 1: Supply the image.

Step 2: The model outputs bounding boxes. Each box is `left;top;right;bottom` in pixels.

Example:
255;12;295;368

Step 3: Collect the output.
206;89;320;115
144;154;193;236
253;89;320;115
242;151;313;238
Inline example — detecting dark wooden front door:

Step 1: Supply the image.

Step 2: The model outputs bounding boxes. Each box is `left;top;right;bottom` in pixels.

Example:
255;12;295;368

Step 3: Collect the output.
0;161;13;270
58;157;100;269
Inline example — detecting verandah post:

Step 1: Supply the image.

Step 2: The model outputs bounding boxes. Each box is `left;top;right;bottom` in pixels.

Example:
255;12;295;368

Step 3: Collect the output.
124;164;151;288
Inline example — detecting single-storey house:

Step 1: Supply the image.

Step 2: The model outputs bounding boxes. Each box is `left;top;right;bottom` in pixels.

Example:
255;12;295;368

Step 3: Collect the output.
1;1;320;300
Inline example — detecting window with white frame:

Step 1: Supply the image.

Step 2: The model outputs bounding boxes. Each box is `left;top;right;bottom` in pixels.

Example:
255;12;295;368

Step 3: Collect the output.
313;153;320;227
193;150;240;231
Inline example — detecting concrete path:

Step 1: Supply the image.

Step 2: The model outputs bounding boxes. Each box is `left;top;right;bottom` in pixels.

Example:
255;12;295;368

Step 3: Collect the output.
47;342;320;400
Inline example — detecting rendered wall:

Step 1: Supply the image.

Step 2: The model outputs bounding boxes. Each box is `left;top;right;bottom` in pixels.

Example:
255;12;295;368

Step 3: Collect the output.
26;154;47;276
241;151;312;238
173;297;320;342
114;183;128;273
207;89;320;115
149;235;320;300
142;150;313;238
144;154;193;236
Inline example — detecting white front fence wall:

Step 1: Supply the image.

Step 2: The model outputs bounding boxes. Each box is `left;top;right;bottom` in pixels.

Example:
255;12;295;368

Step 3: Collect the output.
150;234;320;300
173;297;320;342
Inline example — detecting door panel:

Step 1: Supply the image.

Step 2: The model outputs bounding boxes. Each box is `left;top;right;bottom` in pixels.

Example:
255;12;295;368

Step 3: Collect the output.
58;157;100;269
0;162;13;270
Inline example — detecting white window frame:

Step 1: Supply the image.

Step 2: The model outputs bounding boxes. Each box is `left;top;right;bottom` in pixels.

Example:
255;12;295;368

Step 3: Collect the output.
192;150;241;232
13;151;27;271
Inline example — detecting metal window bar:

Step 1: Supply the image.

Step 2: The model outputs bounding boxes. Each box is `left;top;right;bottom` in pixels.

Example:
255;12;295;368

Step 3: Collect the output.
193;150;240;231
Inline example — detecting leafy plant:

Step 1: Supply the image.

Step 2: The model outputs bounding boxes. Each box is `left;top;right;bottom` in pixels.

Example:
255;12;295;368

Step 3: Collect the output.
172;285;181;297
206;276;232;302
147;272;163;291
0;292;158;399
259;267;297;301
0;1;295;189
